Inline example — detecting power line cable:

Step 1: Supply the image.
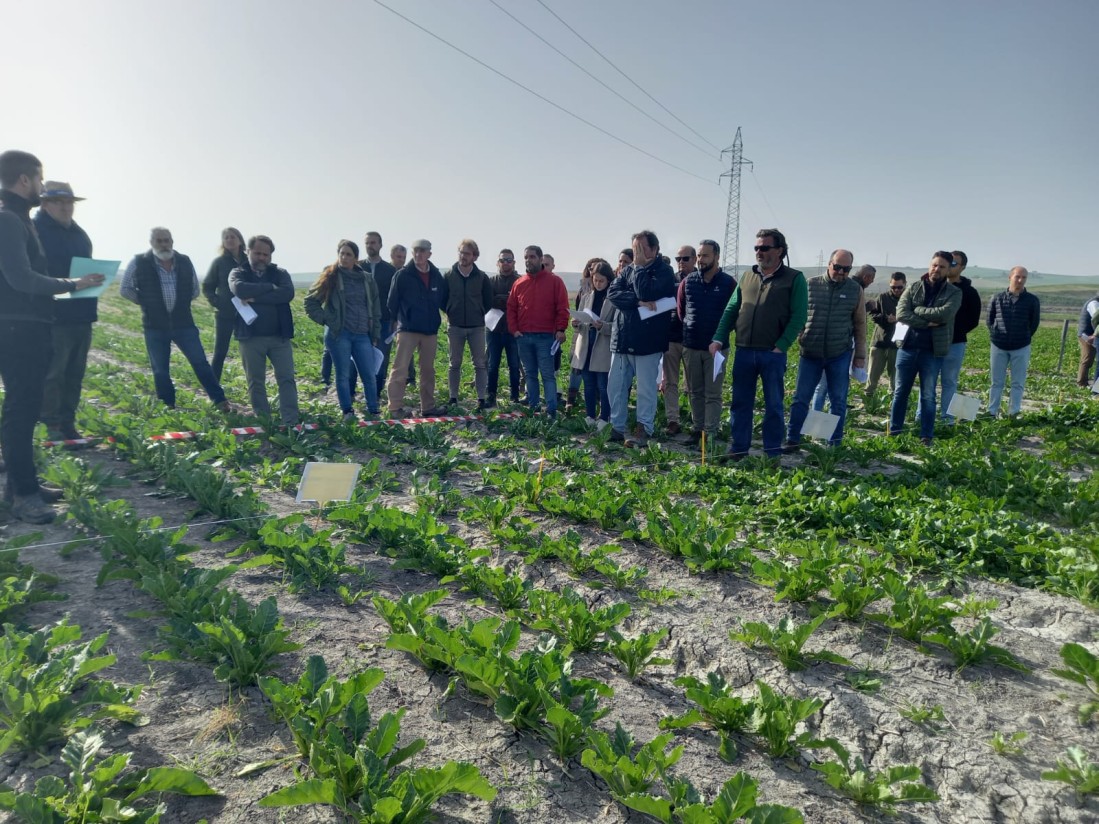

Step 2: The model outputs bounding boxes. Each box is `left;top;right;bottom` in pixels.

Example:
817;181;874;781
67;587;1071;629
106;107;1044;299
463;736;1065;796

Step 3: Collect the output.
533;0;723;152
485;0;718;161
371;0;717;186
750;167;782;226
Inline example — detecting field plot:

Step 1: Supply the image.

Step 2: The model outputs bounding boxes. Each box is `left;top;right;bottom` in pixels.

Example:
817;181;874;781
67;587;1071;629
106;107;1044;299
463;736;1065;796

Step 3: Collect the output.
1;293;1097;823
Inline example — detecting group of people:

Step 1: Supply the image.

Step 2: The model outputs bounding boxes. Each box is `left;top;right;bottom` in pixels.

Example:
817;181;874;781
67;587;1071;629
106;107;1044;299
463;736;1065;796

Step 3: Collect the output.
0;147;1062;525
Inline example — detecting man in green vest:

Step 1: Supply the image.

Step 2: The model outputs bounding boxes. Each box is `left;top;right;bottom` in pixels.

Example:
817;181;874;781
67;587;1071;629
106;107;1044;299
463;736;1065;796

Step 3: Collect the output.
785;249;867;448
710;228;807;460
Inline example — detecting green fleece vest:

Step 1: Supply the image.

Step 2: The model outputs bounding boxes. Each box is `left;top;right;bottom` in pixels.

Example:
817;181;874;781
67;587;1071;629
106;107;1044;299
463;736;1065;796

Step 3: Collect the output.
800;275;861;359
735;265;802;350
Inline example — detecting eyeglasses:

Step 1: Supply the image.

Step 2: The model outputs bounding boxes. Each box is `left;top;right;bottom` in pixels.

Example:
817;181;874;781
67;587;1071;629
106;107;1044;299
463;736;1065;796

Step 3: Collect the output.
674;256;694;263
891;284;905;290
832;265;853;273
498;258;514;263
754;245;777;253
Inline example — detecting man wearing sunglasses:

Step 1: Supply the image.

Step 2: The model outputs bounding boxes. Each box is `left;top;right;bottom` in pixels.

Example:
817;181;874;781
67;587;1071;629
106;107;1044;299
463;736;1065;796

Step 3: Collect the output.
786;250;866;448
709;228;807;460
486;249;522;406
660;245;695;435
866;272;907;400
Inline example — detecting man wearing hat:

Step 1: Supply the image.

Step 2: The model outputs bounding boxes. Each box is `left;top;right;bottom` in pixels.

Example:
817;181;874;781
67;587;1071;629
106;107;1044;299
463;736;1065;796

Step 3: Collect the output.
385;239;448;417
34;181;96;441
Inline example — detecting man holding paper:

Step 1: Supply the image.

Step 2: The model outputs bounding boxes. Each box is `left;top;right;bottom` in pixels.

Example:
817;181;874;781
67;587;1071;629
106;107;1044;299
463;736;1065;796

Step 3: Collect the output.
442;238;493;410
229;235;299;425
785;249;867;448
506;245;569;418
120;227;231;412
0;150;104;523
486;248;521;407
34;181;97;441
865;272;906;401
607;230;677;448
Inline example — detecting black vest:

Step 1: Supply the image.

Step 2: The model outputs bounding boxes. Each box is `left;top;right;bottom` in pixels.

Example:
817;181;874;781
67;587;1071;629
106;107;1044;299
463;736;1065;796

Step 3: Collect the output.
682;270;736;350
132;252;196;330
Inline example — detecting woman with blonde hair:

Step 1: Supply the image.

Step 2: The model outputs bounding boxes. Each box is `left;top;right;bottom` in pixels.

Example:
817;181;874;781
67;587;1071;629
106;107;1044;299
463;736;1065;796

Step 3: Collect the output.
201;226;246;382
304;240;381;421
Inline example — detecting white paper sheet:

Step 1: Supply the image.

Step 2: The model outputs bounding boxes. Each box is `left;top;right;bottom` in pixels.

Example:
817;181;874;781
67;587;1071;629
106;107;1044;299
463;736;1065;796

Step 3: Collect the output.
946;393;981;420
372;346;385;375
232;296;257;325
485;308;504;330
637;296;677;320
569;309;600;323
801;410;841;440
712;349;726;381
891;322;909;343
550;339;561;355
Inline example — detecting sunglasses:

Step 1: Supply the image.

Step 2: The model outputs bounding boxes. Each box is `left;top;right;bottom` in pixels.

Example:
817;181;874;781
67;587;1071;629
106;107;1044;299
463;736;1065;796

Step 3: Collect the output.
754;245;777;252
498;258;514;263
674;256;694;262
891;284;905;290
832;265;853;273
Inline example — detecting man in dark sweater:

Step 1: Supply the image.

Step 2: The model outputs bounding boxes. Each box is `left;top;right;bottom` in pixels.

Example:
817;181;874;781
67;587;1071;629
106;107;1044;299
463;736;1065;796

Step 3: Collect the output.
661;245;694;435
937;250;981;422
607;230;677;447
120;227;230;411
866;272;906;400
678;239;735;446
0;150;103;523
443;238;493;409
487;248;521;406
34;181;96;441
986;267;1040;417
386;239;447;417
362;231;396;396
710;228;808;459
229;235;298;425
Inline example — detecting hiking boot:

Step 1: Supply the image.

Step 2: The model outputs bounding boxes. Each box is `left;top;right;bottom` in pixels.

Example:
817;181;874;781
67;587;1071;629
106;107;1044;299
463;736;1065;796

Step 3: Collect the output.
5;482;63;503
449;397;459;407
625;428;650;448
665;421;681;436
421;406;449;417
12;494;56;524
215;400;232;413
686;430;703;446
782;440;801;454
920;437;933;446
389;408;412;419
609;428;626;443
584;416;597;428
595;419;609;432
485;395;497;409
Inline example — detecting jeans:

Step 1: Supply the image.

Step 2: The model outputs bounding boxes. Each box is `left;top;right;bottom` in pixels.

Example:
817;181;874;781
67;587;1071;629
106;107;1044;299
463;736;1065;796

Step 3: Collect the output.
682;346;725;435
209;310;236;383
811;374;828;412
889;347;943;440
788;351;853;445
0;321;52;496
41;322;92;429
988;343;1031;416
516;333;557;415
938;341;967;421
447;325;488;400
326;328;380;414
608;352;661;435
239;335;299;424
143;325;226;408
320;345;359;400
487;328;520;401
581;369;610;420
730;347;788;457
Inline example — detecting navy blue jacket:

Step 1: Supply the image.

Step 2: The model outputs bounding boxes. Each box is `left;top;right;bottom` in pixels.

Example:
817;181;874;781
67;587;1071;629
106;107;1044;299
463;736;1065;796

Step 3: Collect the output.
388;262;445;335
987;289;1040;352
607;256;677;356
679;269;736;350
33;209;96;324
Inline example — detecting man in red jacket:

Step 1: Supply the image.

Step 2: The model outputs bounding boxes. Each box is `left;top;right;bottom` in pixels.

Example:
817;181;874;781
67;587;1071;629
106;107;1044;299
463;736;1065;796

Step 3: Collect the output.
506;245;569;417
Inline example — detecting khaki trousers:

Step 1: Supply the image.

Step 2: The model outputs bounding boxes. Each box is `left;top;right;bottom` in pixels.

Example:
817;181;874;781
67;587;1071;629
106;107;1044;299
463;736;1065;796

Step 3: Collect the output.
387;331;437;412
682;346;725;435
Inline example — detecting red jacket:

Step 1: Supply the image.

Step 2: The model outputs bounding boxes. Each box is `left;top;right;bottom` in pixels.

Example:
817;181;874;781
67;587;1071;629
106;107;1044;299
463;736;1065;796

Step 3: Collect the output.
506;270;569;334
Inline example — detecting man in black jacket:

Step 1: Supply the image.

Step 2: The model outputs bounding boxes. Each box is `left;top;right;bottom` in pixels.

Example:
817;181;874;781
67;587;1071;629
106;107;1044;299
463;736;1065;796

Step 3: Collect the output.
362;231;396;396
937;250;981;421
986;267;1040;417
0;150;102;523
229;235;298;425
120;227;231;411
386;239;447;417
34;181;96;441
607;230;677;448
443;238;492;409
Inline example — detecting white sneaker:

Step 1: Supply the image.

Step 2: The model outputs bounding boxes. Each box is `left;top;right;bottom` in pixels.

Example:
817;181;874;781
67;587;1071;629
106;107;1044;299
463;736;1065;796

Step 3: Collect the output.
584;416;597;428
595;419;609;432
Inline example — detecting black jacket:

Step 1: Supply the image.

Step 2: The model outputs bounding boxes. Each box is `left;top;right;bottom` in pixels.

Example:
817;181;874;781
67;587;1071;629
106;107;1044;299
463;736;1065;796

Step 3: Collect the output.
987;290;1040;352
951;276;982;344
607;256;677;356
363;259;397;324
203;251;245;314
0;190;71;324
229;260;295;340
33;209;96;324
388;262;446;335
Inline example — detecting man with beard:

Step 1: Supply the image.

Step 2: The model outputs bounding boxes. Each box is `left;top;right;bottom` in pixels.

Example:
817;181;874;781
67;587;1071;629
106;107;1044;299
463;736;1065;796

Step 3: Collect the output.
0;150;103;523
679;239;735;447
120;227;231;411
487;248;521;406
937;249;981;422
34;181;96;441
710;228;807;460
507;245;569;417
389;243;416;390
607;230;677;448
362;231;397;397
443;238;493;409
661;244;694;435
888;251;961;444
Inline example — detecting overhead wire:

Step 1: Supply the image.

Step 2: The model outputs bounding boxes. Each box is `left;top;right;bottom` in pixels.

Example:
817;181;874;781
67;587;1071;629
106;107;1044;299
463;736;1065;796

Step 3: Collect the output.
485;0;718;161
533;0;723;153
371;0;717;186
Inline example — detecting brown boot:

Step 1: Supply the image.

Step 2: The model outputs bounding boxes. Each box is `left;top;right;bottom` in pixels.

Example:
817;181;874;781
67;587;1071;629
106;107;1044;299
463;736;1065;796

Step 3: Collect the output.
564;388;579;413
12;494;56;524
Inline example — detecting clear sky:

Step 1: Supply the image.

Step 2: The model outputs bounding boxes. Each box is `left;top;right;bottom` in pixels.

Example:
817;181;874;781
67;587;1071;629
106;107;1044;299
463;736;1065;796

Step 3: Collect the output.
4;0;1096;277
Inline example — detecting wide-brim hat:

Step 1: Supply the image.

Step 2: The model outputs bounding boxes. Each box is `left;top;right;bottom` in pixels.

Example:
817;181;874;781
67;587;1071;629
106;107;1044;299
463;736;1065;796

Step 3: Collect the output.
41;181;85;201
